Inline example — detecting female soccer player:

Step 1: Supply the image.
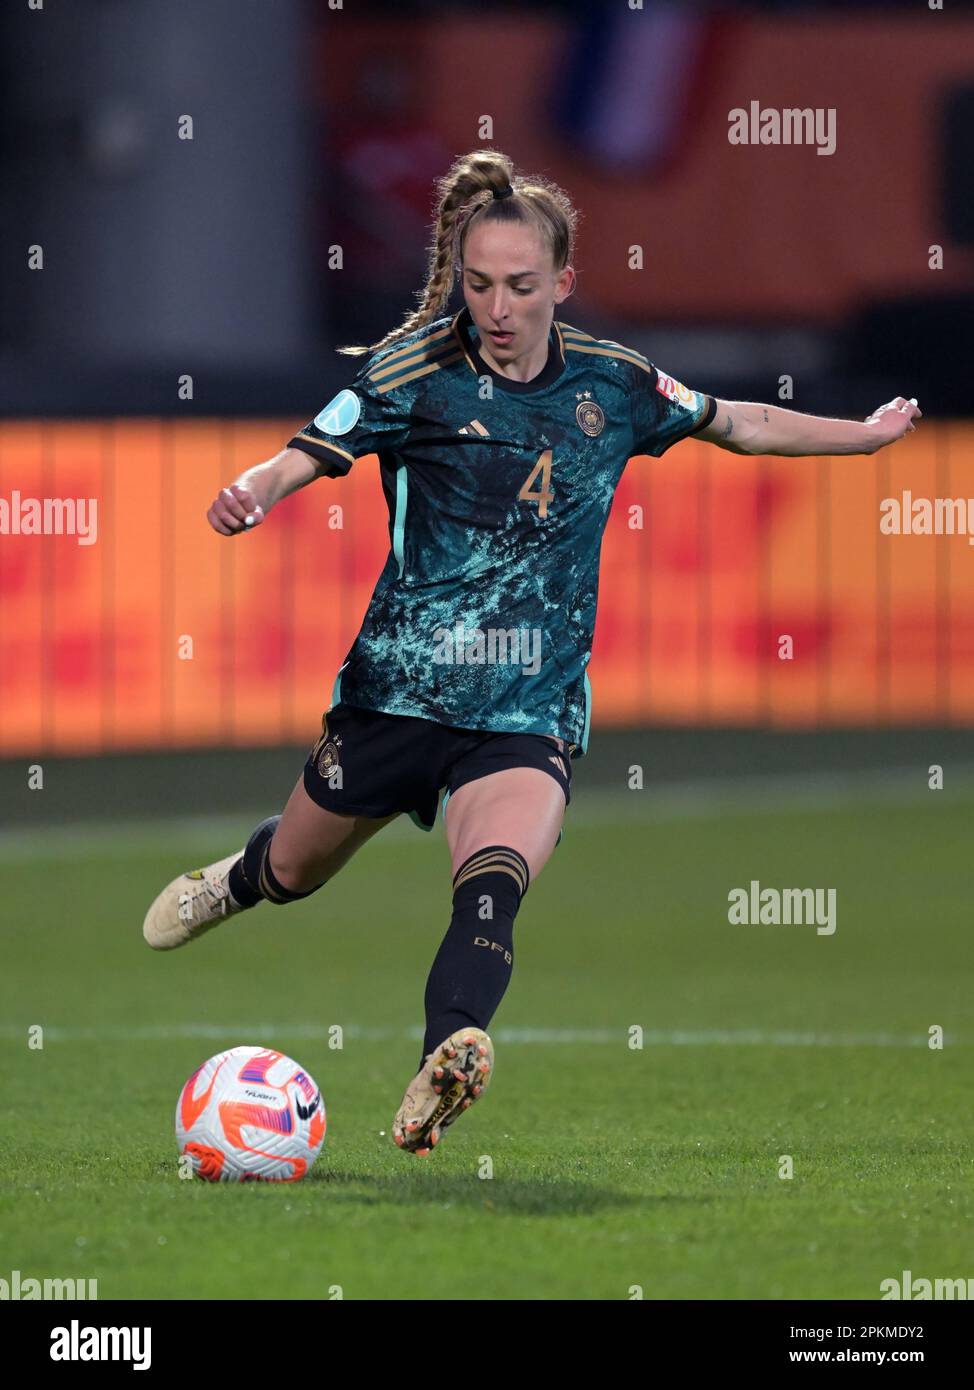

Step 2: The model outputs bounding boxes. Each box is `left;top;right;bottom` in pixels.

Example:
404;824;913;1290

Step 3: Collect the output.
143;150;921;1156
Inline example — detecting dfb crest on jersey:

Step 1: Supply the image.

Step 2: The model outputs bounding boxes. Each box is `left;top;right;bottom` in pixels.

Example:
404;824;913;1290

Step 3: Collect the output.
314;389;361;436
575;395;605;437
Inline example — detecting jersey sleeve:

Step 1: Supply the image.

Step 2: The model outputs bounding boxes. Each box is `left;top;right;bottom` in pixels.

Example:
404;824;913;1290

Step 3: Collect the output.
287;366;412;478
630;362;717;458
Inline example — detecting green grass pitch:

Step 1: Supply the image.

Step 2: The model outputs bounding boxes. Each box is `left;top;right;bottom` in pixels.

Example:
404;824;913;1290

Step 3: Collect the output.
1;780;971;1300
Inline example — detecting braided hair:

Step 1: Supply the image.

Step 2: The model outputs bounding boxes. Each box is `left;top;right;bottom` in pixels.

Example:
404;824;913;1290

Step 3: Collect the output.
337;149;577;358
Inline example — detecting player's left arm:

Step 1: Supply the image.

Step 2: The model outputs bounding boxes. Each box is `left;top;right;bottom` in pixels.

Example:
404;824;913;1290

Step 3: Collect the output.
696;396;923;456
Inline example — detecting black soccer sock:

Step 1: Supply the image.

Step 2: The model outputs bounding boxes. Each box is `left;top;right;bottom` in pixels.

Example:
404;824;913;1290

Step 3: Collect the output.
420;845;530;1068
227;816;280;907
227;815;324;908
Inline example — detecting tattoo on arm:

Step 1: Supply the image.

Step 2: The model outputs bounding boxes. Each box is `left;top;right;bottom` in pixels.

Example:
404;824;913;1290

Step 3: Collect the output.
720;413;733;438
763;409;769;423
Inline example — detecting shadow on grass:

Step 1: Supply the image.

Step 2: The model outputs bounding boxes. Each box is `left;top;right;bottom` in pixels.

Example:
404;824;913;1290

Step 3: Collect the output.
303;1169;708;1216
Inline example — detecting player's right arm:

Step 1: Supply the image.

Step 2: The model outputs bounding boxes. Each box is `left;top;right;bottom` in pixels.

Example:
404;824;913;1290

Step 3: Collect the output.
206;446;317;536
208;369;412;536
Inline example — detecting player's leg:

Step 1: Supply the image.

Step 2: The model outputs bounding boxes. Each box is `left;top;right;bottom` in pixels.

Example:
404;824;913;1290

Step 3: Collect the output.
243;773;402;897
394;739;570;1154
444;754;568;882
142;776;399;951
144;701;424;950
433;762;566;1041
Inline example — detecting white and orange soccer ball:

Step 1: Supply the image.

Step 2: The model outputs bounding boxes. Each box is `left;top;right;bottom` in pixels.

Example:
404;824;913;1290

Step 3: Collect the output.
175;1046;327;1182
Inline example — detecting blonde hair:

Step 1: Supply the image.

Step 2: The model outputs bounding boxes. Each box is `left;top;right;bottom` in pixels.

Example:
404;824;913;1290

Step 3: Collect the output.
338;149;577;358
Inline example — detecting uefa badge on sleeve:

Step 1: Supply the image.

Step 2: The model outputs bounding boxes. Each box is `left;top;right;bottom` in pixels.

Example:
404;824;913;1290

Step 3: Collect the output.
314;389;361;436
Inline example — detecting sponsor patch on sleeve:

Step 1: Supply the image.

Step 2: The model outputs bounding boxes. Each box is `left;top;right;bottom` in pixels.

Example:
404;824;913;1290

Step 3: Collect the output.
654;371;700;413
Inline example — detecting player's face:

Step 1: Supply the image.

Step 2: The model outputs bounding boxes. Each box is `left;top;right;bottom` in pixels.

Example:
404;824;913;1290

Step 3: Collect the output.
460;221;574;362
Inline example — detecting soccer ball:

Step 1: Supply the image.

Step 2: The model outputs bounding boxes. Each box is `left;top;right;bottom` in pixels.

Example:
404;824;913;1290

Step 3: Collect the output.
175;1045;327;1182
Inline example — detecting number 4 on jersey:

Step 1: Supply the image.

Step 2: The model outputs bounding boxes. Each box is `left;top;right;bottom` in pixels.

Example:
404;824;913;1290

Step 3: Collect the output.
519;449;555;519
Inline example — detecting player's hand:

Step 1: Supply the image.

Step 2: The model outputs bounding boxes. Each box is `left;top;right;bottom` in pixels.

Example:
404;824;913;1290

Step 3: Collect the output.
206;484;266;536
863;397;922;451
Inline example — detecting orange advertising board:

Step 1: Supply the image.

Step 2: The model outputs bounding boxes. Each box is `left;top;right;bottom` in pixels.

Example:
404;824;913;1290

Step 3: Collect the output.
1;420;972;754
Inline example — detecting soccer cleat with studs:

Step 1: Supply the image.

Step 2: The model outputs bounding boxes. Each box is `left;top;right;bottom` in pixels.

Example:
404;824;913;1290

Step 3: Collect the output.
392;1027;493;1156
142;851;247;951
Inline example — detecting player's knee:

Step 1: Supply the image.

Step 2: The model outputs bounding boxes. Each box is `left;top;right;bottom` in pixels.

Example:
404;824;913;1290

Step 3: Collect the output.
453;830;557;887
452;844;530;916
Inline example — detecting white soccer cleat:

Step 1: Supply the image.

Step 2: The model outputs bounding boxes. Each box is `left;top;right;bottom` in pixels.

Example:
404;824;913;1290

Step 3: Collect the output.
142;851;246;951
392;1028;494;1156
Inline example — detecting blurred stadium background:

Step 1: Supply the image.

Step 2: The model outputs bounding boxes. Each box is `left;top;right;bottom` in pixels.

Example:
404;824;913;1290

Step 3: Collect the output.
2;0;973;1304
2;0;973;821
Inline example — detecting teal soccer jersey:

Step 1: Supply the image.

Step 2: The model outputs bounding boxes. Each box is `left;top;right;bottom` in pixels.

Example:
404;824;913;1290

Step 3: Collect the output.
288;306;715;757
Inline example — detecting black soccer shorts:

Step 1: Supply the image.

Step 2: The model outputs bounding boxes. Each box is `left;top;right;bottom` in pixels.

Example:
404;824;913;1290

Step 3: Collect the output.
302;700;572;836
